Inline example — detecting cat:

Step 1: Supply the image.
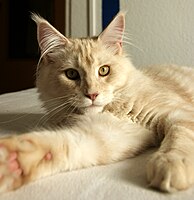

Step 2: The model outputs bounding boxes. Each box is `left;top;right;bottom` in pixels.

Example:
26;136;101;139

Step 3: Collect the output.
0;11;194;194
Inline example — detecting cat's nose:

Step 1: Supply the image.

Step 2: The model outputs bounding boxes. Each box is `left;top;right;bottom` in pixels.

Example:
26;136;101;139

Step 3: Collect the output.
85;93;99;101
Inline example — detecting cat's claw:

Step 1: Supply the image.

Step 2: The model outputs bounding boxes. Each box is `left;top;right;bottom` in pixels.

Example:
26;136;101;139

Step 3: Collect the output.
0;146;23;193
147;152;194;192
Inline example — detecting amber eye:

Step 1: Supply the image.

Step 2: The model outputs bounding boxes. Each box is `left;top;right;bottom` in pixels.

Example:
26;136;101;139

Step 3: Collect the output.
99;65;110;77
65;69;80;80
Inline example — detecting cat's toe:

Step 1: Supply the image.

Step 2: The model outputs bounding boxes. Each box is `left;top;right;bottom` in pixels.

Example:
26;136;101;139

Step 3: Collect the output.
0;145;9;162
0;146;23;193
147;152;194;192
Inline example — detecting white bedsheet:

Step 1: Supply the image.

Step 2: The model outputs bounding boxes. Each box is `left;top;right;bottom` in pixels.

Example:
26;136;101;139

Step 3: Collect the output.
0;89;194;200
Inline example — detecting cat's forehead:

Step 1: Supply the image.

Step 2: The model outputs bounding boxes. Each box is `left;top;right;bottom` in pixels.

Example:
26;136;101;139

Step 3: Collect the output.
69;38;101;67
72;37;97;47
71;38;98;55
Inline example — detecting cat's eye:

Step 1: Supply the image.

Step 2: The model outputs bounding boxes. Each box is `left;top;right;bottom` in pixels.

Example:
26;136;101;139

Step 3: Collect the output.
65;69;80;80
99;65;110;77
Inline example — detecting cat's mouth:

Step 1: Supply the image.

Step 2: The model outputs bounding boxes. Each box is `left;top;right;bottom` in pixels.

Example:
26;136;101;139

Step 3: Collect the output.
88;104;102;108
84;104;103;113
81;97;106;113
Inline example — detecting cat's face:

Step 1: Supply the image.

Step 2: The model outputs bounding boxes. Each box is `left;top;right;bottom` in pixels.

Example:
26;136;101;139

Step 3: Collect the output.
33;12;134;117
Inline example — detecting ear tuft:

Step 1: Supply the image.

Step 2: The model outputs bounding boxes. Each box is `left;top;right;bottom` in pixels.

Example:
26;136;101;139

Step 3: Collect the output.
31;13;69;57
98;12;125;54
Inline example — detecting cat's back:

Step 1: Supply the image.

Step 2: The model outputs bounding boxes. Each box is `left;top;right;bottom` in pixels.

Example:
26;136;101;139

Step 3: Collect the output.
141;64;194;102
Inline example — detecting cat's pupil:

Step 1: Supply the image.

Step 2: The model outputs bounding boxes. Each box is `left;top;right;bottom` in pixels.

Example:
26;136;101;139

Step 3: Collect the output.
65;69;80;80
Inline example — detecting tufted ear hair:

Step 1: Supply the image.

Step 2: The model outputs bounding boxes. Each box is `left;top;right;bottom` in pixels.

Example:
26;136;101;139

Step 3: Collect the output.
31;13;69;58
98;12;125;54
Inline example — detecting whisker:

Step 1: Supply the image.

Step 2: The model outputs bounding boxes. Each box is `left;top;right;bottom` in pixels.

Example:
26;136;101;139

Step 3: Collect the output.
121;30;145;54
123;40;144;54
42;94;75;103
66;100;79;118
41;105;72;127
0;93;39;106
0;113;33;124
35;98;75;128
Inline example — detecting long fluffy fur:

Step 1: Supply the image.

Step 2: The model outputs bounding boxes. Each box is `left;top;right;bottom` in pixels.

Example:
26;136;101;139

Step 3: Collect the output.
0;12;194;193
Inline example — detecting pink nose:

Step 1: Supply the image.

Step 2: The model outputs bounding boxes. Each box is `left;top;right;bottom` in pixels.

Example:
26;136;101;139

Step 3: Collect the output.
85;93;99;101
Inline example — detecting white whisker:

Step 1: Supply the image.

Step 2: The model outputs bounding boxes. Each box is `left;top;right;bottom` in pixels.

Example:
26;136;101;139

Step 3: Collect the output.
0;113;33;124
35;96;77;128
0;93;39;106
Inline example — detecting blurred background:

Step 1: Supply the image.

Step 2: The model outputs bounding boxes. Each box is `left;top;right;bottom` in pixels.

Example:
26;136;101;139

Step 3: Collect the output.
0;0;194;94
0;0;66;94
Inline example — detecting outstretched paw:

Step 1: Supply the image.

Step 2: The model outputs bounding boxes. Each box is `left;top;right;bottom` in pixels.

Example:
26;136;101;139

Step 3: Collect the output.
147;151;194;192
0;135;52;193
0;145;23;193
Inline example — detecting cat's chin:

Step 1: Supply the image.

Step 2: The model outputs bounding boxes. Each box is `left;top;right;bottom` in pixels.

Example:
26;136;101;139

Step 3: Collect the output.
84;105;103;114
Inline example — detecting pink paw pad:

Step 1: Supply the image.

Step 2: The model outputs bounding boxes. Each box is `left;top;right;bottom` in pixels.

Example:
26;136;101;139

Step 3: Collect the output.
8;152;22;175
9;152;17;162
44;152;52;161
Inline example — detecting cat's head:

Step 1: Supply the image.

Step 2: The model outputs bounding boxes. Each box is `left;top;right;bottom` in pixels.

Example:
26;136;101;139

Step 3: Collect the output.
32;12;135;119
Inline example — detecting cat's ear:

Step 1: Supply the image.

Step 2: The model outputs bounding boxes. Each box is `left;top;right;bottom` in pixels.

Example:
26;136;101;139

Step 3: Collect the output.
98;12;125;54
31;13;69;56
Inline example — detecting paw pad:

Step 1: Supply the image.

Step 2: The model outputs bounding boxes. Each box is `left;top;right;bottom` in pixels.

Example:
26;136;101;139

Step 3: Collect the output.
44;152;52;161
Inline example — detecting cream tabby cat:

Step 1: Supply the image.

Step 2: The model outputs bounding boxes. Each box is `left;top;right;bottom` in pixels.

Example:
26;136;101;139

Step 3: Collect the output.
0;12;194;193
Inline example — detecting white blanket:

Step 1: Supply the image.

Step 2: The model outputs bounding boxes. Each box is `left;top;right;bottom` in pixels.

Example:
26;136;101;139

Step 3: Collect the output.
0;89;194;200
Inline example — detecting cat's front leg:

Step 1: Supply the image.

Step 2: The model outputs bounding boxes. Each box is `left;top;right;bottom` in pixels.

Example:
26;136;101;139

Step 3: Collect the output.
147;109;194;192
0;113;156;193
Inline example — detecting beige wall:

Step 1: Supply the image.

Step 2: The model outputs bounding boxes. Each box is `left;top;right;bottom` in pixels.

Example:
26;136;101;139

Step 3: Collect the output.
65;0;102;38
120;0;194;67
66;1;194;67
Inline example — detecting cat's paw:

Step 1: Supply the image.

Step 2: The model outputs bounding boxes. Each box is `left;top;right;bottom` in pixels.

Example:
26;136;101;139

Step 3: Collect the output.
147;152;194;192
0;135;52;193
0;145;23;193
